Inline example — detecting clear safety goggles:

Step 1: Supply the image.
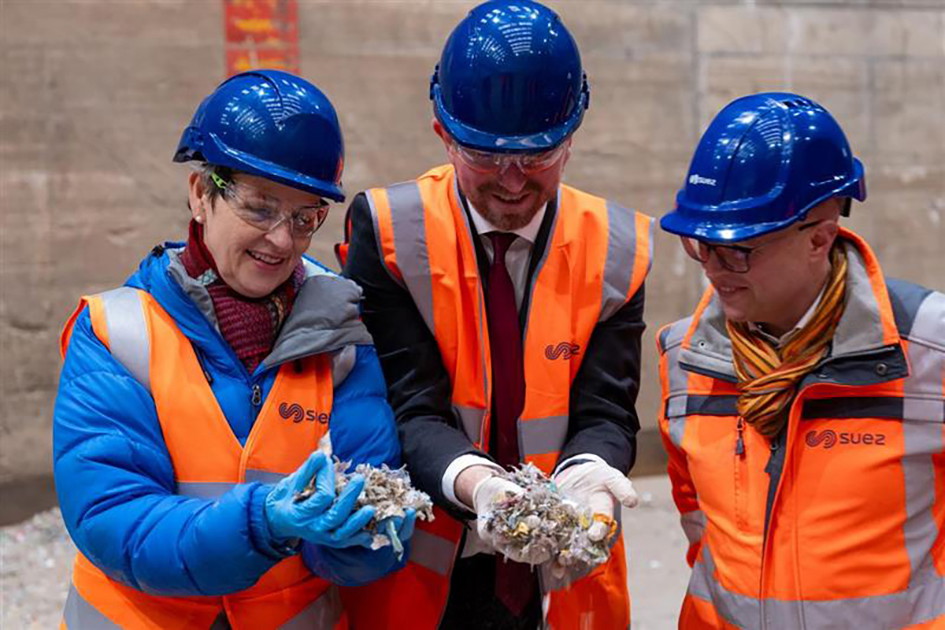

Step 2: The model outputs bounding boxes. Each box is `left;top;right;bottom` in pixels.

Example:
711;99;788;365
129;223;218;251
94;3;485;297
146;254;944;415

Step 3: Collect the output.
450;142;568;175
211;171;330;239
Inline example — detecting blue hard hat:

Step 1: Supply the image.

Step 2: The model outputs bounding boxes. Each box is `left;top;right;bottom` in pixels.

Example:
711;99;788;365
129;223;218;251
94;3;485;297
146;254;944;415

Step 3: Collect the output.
661;92;866;242
430;0;589;153
174;69;345;202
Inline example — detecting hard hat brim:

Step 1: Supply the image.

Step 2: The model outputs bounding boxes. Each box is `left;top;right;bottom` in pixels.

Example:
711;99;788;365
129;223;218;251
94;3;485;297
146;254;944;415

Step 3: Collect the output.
432;86;586;153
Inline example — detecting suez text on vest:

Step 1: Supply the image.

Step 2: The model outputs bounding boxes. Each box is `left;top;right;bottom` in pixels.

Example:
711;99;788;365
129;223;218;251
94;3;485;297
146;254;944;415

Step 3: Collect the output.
804;429;887;449
278;402;329;424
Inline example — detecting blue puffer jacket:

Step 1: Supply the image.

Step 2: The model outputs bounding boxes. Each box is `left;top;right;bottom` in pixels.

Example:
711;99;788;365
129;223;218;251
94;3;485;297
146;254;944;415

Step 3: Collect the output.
53;244;405;596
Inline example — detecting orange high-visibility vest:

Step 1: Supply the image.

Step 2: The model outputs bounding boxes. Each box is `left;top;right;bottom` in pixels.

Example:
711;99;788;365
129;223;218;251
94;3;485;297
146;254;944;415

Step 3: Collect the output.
58;287;346;630
342;165;652;629
657;230;945;629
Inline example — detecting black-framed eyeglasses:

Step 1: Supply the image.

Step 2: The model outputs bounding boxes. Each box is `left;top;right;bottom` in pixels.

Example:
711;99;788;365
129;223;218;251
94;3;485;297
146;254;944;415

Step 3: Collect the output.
680;220;825;273
210;172;330;239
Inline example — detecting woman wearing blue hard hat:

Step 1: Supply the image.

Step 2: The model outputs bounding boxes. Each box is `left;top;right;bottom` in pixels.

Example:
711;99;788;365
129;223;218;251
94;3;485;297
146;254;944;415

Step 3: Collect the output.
657;93;945;628
53;70;413;629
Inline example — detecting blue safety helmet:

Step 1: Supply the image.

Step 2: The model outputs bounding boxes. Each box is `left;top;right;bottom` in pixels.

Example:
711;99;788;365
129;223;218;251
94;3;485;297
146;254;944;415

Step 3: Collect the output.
430;0;589;153
661;92;866;242
174;69;345;201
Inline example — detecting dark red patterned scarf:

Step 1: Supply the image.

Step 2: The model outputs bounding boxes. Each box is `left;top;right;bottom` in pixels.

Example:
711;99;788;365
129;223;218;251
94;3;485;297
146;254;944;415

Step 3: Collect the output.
180;220;304;372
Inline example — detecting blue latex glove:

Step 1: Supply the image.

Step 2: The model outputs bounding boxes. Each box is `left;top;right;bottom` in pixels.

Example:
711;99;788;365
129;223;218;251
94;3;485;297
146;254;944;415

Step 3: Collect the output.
377;508;417;560
264;452;376;548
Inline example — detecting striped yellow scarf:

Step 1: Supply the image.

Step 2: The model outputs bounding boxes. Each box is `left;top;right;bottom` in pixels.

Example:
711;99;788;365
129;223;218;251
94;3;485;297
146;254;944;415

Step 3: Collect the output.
727;246;848;437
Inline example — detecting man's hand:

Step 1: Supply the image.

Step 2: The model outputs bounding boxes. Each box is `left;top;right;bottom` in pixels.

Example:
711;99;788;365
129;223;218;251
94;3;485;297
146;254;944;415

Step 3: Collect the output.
472;475;553;564
553;459;639;520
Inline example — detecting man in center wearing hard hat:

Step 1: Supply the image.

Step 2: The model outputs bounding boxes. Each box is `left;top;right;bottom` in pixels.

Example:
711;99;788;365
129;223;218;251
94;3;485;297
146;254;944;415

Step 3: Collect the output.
336;1;653;627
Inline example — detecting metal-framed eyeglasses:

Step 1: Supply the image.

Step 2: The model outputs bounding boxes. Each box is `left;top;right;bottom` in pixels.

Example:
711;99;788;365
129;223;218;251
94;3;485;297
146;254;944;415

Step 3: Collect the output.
210;171;330;239
680;220;825;273
449;141;568;175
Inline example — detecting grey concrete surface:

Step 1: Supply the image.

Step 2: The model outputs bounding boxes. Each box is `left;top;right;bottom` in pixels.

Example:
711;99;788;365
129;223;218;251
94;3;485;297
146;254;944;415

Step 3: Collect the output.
0;474;688;629
1;0;943;520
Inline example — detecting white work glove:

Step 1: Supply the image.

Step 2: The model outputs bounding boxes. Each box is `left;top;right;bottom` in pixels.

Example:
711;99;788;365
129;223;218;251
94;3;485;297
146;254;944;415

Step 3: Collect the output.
553;459;638;520
541;459;637;590
472;475;553;564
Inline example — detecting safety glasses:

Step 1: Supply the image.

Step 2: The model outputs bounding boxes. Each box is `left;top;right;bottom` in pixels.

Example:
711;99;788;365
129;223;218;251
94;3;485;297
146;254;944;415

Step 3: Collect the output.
450;142;568;175
680;221;824;273
210;172;329;239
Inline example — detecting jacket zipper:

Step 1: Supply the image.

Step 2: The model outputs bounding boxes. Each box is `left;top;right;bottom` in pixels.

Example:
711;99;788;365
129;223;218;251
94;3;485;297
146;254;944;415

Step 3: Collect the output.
251;383;262;416
734;417;748;532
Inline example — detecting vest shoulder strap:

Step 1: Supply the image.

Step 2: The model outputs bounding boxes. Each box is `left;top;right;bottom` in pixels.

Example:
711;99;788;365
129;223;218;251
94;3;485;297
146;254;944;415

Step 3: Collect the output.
87;287;152;393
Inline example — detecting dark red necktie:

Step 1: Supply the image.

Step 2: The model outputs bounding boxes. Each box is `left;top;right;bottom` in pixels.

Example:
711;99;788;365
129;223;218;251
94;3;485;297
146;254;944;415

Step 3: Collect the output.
485;232;535;616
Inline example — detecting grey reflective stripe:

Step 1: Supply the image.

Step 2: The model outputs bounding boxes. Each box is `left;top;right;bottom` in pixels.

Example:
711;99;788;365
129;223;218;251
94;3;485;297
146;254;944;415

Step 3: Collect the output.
600;200;641;322
100;287;151;393
679;510;705;547
663;319;692;448
279;586;343;630
384;182;437;334
902;291;945;587
453;405;485;444
519;415;568;457
63;584;122;629
177;481;236;499
177;470;286;498
691;544;945;628
245;469;287;485
409;528;457;576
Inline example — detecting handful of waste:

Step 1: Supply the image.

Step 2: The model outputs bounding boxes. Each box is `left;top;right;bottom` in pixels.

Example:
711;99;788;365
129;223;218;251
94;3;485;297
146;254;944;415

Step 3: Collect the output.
481;463;617;570
295;460;434;559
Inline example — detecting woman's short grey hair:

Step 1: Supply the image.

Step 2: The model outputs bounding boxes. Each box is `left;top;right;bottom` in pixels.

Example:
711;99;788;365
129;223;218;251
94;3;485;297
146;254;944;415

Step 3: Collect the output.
193;162;236;205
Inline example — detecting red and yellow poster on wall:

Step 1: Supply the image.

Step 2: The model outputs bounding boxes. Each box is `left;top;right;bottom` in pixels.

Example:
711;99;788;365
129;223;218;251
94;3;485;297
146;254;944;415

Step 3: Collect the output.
224;0;299;76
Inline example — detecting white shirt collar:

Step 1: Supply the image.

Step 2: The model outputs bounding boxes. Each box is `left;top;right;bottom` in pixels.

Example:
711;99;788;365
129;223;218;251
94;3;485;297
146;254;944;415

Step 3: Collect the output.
467;201;547;244
749;281;828;347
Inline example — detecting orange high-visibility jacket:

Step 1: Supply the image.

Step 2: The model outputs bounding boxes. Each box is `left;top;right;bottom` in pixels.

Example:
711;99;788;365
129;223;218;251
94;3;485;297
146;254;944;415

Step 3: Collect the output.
59;287;346;630
343;165;653;628
657;229;945;629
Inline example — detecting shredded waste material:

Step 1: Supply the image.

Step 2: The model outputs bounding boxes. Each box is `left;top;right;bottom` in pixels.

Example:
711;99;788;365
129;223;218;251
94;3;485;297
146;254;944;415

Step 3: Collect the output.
295;460;434;559
481;464;617;569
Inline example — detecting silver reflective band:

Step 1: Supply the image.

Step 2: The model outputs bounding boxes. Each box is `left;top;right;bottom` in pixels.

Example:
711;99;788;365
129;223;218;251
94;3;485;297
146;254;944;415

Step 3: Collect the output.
409;529;457;577
600;201;648;322
177;481;235;500
383;182;436;334
63;584;122;629
100;288;151;393
453;405;485;445
279;586;343;629
177;470;287;499
519;415;568;457
679;510;705;548
690;545;945;628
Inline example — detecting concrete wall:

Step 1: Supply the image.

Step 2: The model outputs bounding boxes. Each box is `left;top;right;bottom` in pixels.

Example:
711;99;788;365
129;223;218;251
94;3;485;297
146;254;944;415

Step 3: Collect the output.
1;0;943;522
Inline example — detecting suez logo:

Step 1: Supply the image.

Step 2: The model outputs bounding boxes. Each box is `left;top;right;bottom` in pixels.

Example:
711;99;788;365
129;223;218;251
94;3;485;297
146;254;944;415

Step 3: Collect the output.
688;174;717;186
544;342;581;360
804;429;887;449
278;402;329;424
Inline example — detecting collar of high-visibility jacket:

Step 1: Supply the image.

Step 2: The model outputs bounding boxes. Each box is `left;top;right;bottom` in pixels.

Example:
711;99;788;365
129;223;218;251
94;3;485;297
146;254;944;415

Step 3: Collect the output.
748;274;830;348
467;201;547;245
